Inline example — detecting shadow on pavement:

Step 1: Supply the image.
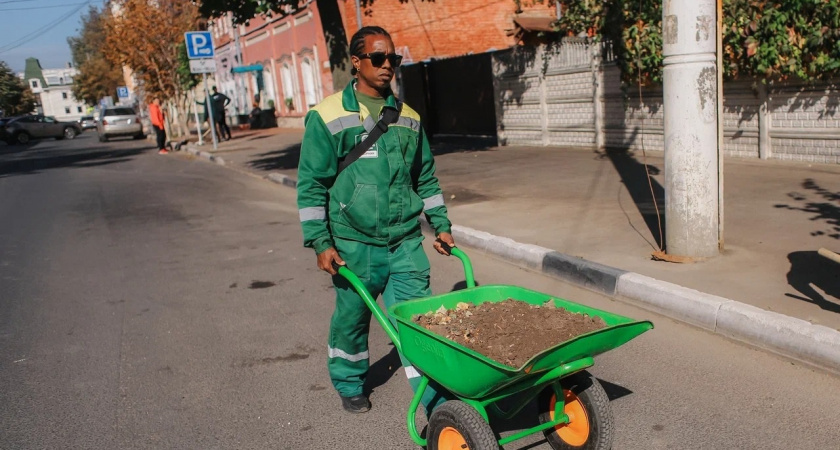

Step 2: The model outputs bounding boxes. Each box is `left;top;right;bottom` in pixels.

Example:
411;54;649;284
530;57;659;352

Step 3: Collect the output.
364;345;401;396
785;251;840;313
775;178;840;240
599;145;667;252
0;145;153;178
247;143;301;171
428;135;498;156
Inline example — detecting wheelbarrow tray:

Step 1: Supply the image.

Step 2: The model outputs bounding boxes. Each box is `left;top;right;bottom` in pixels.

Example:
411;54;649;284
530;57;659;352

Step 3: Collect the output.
389;284;652;399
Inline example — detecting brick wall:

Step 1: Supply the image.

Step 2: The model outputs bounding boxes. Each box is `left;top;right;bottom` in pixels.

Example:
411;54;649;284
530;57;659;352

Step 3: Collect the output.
495;41;840;164
341;0;553;63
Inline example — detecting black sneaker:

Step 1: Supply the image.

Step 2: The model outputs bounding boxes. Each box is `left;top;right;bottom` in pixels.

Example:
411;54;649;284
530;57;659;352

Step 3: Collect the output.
341;394;371;413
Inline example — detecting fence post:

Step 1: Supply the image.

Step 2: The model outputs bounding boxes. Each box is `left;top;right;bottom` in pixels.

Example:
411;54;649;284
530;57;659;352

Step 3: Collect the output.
538;44;549;146
591;41;605;150
757;83;771;159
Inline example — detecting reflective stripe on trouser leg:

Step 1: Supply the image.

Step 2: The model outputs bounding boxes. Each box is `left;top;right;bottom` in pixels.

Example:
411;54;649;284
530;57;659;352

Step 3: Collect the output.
382;236;450;415
328;285;372;397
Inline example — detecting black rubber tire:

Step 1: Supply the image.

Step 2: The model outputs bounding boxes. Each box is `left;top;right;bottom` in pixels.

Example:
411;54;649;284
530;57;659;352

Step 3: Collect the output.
15;132;30;145
538;371;613;450
64;127;77;140
133;133;145;140
427;401;498;450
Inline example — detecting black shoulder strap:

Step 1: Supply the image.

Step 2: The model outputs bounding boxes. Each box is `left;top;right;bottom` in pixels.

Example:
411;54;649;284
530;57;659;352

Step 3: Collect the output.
337;105;400;174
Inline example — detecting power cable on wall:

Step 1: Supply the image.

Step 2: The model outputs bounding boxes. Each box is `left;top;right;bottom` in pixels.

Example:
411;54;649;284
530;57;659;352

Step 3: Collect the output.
410;0;437;55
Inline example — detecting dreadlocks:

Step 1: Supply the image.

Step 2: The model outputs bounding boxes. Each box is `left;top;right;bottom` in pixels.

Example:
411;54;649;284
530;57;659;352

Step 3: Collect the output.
349;26;392;75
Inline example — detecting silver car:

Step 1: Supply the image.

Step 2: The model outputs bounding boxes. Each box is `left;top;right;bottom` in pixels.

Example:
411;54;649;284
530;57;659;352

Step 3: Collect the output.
1;115;81;145
97;107;144;142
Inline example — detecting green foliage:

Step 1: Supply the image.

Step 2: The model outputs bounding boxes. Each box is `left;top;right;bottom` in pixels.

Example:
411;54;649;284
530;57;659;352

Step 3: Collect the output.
723;0;840;81
521;0;840;84
0;61;36;116
176;43;200;91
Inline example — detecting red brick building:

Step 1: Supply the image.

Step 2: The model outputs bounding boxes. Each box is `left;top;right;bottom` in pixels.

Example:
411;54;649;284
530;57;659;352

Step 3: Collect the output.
210;3;333;124
209;0;555;124
339;0;555;64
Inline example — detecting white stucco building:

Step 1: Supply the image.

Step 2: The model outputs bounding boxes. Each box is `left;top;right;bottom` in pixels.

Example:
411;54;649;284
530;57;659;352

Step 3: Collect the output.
21;58;88;121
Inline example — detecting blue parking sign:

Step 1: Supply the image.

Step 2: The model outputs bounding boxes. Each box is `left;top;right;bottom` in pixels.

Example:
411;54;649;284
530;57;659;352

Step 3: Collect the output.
185;31;214;59
116;86;129;98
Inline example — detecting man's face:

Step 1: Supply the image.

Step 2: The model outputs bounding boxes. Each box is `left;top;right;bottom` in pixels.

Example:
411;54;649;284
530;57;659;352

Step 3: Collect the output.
353;34;397;92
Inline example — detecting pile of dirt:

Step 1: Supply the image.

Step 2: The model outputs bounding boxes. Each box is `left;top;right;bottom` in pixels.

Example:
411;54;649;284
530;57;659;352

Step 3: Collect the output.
412;299;607;368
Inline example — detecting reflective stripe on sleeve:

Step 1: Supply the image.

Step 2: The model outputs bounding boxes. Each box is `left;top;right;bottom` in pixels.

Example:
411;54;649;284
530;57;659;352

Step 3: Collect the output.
405;365;421;379
422;194;445;211
299;207;326;222
327;346;370;362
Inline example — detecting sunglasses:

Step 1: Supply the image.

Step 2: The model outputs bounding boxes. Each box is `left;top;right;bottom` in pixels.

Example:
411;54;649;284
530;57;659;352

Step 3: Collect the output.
358;52;403;68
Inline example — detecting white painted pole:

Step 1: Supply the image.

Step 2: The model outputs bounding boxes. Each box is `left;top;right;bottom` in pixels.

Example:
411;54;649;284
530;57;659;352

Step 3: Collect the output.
203;73;219;150
662;0;720;258
192;89;203;146
355;0;362;30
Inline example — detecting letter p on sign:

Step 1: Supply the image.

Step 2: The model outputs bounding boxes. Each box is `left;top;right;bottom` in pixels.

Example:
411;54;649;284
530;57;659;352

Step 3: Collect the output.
185;31;214;59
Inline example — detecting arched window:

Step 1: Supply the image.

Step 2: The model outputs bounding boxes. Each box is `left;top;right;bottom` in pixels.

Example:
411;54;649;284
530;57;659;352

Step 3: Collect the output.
280;63;296;112
300;58;318;108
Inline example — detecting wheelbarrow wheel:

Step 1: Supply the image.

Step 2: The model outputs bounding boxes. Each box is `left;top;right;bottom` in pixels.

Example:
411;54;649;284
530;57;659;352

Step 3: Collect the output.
538;371;612;450
427;400;498;450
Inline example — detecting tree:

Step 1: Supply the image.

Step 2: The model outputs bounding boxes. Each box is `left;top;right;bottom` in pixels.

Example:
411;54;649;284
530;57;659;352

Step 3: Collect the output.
522;0;840;85
0;61;35;116
103;0;203;136
195;0;352;91
68;5;124;105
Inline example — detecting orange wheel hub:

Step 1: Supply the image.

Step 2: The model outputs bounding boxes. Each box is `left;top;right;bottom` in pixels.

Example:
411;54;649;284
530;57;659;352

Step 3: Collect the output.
438;426;469;450
549;390;590;446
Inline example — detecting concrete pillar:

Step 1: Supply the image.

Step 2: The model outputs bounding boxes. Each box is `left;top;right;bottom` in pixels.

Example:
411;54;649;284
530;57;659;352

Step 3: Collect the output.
757;83;772;159
538;45;549;146
662;0;720;258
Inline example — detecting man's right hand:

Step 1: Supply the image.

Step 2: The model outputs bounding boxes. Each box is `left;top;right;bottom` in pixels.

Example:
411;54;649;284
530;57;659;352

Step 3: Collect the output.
317;247;345;275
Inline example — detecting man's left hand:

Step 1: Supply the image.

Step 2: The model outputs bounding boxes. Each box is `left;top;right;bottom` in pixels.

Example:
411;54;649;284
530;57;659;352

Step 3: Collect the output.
434;232;455;255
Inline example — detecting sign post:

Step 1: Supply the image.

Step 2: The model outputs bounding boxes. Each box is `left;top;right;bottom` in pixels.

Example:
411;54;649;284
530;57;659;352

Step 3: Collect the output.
186;31;218;150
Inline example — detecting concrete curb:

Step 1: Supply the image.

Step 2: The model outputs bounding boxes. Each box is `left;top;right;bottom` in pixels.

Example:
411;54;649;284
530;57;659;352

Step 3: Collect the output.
184;145;226;166
180;147;840;374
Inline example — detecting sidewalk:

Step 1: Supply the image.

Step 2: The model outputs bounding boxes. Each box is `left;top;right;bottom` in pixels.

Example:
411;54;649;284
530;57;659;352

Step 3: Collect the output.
184;127;840;372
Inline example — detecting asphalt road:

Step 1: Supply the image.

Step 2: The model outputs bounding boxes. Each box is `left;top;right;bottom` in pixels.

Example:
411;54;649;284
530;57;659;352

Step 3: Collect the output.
2;134;840;449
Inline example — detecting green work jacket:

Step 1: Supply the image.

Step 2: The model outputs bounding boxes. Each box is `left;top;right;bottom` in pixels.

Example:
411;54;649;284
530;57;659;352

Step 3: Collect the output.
297;81;451;254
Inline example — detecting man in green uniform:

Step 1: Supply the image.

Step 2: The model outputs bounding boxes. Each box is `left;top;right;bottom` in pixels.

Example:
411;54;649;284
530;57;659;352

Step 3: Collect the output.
297;26;455;414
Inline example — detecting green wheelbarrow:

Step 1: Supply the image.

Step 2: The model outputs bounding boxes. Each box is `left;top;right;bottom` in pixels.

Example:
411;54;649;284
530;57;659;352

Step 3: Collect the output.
334;244;653;450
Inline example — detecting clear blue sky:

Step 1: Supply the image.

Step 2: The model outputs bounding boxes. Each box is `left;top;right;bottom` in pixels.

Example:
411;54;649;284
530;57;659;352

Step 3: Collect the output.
0;0;106;73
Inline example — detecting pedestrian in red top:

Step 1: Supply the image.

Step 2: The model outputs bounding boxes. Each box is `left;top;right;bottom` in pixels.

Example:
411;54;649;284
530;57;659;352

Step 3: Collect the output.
149;97;167;154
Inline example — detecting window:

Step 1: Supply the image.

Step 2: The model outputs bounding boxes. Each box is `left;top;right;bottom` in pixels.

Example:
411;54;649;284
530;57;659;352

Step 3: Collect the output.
65;107;70;114
31;80;38;88
280;63;296;111
62;92;68;99
77;106;83;113
301;59;317;107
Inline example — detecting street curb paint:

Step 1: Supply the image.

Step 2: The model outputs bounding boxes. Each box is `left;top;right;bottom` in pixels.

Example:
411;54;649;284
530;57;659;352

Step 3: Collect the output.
543;252;627;295
615;272;726;331
716;302;840;373
177;147;840;373
266;172;298;188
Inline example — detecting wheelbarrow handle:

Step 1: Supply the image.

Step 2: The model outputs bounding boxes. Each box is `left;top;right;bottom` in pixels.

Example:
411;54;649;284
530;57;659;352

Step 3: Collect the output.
331;261;403;354
436;239;476;289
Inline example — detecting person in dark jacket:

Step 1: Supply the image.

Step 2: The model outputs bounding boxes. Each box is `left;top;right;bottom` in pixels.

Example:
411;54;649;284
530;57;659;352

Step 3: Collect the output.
210;87;231;140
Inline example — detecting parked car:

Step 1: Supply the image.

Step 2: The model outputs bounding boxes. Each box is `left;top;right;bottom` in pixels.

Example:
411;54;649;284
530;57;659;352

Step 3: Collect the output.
1;115;82;145
96;107;144;142
78;115;97;130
